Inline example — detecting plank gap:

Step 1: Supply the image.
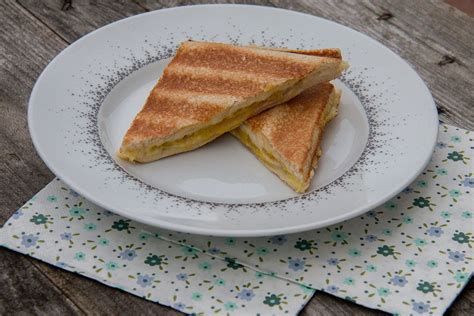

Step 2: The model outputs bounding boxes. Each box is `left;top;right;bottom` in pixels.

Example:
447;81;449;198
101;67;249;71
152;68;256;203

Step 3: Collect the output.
15;0;72;44
61;0;73;11
28;257;89;315
377;11;394;20
438;55;458;66
131;0;152;12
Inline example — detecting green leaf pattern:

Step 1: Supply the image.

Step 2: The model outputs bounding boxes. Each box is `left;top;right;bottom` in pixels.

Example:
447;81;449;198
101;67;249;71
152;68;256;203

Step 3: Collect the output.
0;125;472;315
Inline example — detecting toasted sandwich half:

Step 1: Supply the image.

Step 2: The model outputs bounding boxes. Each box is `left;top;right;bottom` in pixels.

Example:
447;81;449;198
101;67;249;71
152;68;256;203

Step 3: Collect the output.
118;41;348;162
231;82;341;193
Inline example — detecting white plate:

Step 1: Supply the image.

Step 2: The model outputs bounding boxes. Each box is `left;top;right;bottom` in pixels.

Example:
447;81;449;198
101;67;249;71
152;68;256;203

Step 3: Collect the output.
28;5;438;236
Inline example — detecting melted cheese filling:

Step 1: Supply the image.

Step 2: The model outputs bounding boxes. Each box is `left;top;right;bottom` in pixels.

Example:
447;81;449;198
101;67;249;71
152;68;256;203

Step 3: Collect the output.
232;97;339;193
149;102;260;154
231;128;306;192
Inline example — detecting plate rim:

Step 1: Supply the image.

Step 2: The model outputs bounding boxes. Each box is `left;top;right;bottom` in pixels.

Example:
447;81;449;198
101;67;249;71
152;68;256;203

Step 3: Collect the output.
28;4;439;237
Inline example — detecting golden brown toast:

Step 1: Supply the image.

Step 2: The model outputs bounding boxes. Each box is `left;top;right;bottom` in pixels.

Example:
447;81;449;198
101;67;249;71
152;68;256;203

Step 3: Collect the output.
231;82;341;193
118;41;347;162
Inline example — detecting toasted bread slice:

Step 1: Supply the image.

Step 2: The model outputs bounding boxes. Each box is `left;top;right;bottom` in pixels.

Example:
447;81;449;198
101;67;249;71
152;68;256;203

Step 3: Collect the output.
231;82;341;193
118;41;347;162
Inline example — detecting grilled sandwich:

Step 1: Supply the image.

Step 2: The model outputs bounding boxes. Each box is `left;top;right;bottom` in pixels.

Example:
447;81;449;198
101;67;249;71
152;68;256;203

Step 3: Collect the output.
231;82;341;193
118;41;348;162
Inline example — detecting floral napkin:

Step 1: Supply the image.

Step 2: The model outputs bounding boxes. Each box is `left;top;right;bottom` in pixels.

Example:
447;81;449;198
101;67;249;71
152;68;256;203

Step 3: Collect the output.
1;124;472;315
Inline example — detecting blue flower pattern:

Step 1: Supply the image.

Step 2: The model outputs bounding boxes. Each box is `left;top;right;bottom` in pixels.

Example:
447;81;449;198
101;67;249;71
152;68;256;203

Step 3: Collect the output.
0;125;472;315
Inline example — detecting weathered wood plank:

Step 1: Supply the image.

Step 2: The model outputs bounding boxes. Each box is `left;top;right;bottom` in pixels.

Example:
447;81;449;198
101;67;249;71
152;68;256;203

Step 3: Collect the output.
365;0;472;63
0;0;65;219
17;0;146;42
360;0;474;127
0;248;83;315
0;1;86;313
28;257;182;316
135;0;277;10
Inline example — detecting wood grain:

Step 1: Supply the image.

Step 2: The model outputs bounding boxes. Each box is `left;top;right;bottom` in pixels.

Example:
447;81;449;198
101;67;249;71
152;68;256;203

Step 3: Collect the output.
1;0;472;315
17;0;145;41
0;1;74;311
0;0;64;222
0;1;86;314
0;248;83;315
28;254;181;316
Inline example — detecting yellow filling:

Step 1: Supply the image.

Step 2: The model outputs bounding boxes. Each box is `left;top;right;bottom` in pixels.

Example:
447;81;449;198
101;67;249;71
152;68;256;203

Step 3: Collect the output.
232;94;339;193
231;128;307;192
149;103;260;154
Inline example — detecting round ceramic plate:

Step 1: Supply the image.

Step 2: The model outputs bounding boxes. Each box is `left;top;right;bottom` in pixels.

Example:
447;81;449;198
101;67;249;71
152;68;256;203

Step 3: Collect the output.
29;5;438;237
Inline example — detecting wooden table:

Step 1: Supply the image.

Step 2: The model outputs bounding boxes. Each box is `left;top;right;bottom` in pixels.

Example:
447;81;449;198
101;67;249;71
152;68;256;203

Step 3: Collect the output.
1;0;472;314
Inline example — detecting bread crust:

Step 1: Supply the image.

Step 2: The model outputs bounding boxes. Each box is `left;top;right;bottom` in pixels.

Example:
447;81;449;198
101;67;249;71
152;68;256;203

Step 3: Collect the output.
118;41;347;162
234;83;341;192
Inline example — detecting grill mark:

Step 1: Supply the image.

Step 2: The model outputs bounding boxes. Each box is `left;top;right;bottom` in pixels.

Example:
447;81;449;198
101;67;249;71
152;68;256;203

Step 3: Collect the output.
155;89;240;107
126;93;228;141
156;69;266;97
174;43;317;78
168;63;290;85
248;83;333;166
141;93;226;121
126;118;176;141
